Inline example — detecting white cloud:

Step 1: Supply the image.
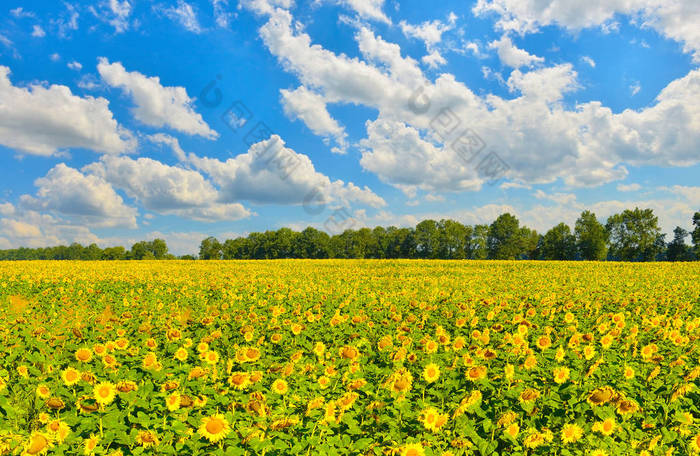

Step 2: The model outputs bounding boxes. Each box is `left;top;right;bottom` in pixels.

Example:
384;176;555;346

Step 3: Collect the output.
187;134;386;209
473;0;700;62
488;35;544;68
53;3;79;38
399;13;457;67
630;81;641;95
617;183;641;192
97;58;217;139
0;66;131;156
250;6;700;194
239;0;294;16
340;0;390;24
67;60;83;71
581;55;596;68
160;0;202;33
212;0;232;27
280;86;347;152
83;155;251;222
107;0;132;33
31;25;46;38
50;53;60;62
10;7;35;19
0;202;15;216
19;163;138;228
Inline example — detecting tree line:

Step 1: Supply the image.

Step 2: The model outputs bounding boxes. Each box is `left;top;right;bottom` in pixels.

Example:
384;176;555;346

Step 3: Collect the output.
1;208;699;262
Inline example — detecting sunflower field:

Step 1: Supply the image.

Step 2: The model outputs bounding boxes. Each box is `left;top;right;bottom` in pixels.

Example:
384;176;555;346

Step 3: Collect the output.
0;260;699;456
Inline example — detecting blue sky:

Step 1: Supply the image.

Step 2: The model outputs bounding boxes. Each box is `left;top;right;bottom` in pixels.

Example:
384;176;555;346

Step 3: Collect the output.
0;0;698;254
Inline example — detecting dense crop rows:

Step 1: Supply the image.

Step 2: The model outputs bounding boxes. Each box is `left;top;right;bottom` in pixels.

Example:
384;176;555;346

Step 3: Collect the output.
0;260;699;455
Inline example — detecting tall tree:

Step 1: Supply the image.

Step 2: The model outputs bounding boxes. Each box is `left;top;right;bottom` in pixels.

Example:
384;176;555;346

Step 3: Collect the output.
575;210;608;260
693;212;700;259
605;208;663;261
199;237;223;260
468;224;489;260
541;223;576;260
487;213;524;260
437;219;468;259
414;220;439;259
666;227;692;262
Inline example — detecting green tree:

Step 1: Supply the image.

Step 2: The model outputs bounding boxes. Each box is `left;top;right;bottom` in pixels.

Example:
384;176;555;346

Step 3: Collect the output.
199;237;223;260
520;227;540;260
468;224;489;260
437;219;468;259
666;227;692;261
692;212;700;259
541;223;576;260
150;239;168;259
414;220;439;259
575;210;608;261
605;208;663;261
102;246;126;260
487;213;524;260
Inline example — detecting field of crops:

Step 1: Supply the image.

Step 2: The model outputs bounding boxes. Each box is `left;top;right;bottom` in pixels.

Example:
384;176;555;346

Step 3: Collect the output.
0;260;698;456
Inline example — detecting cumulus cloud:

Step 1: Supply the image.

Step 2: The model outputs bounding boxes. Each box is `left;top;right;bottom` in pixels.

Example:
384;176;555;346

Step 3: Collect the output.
0;66;131;156
185;135;385;208
280;86;347;152
340;0;390;23
19;164;138;228
159;0;202;33
252;8;700;193
473;0;700;62
488;35;544;68
83;155;251;222
31;25;46;38
97;58;218;138
399;13;457;68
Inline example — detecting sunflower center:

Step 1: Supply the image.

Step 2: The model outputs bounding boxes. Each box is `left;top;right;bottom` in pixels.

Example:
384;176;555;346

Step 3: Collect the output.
27;435;48;455
206;418;225;434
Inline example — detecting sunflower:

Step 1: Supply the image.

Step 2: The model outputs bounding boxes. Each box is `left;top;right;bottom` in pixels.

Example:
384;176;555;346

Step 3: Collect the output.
93;382;116;406
519;388;540;404
198;414;230;443
504;422;520;439
560;423;583;444
136;430;159;448
623;365;635;380
553;366;570;384
424;339;439;354
590;450;608;456
536;335;552;350
115;380;137;393
689;433;700;454
401;442;425;456
593;417;616;436
165;392;181;411
313;342;326;357
36;384;51;399
62;367;81;386
243;347;261;362
46;419;70;443
423;363;440;383
23;432;51;455
466;365;487;382
271;379;289;395
75;348;93;363
318;376;331;389
420;407;448;432
228;372;251;390
84;434;99;455
174;348;188;362
340;346;360;361
203;350;219;365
